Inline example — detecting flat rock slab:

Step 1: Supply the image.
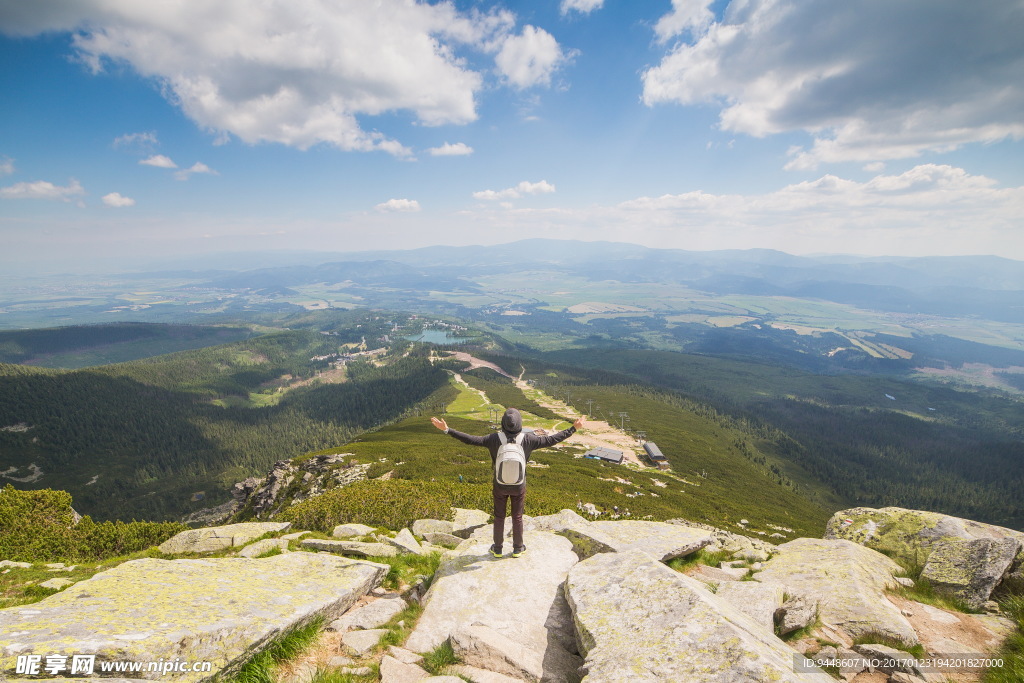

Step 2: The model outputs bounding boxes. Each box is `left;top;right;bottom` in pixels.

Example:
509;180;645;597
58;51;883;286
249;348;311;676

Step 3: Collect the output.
756;538;918;646
714;581;785;632
565;550;833;682
331;595;408;631
0;553;384;682
587;520;714;561
301;538;398;557
405;530;580;681
158;521;291;554
380;654;430;682
333;523;377;538
527;511;714;562
342;628;388;656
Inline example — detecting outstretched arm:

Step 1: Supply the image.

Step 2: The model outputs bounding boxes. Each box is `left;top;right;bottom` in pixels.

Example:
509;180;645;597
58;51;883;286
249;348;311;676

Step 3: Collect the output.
529;416;584;449
431;416;489;446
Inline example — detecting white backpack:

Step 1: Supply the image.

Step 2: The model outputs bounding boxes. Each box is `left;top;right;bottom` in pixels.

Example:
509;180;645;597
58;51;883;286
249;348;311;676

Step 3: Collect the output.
495;432;527;486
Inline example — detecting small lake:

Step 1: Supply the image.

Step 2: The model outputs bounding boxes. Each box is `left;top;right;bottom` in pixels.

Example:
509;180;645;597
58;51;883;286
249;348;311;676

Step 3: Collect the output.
404;330;471;345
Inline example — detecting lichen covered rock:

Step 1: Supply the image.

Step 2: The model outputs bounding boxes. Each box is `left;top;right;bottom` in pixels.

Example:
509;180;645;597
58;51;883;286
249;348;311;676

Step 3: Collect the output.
756;537;918;646
405;530;580;682
825;506;1024;572
565;549;832;682
920;537;1020;610
0;553;385;682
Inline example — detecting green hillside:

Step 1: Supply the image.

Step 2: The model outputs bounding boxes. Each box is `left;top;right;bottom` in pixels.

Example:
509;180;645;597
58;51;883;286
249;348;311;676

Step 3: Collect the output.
264;368;832;540
0;331;452;522
0;322;256;368
521;348;1024;530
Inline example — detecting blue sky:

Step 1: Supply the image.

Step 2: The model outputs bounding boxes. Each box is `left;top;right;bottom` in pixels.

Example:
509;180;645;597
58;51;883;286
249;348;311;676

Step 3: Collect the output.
1;0;1023;271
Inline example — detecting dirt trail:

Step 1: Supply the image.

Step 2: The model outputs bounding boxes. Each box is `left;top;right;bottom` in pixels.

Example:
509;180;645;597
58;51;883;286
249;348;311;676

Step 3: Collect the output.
444;351;647;467
515;379;646;467
447;351;516;379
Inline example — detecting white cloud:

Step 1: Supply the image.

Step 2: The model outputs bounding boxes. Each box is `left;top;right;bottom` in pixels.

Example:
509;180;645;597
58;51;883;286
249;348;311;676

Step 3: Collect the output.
653;0;714;42
6;1;546;155
473;180;556;201
0;178;84;201
140;154;177;169
643;0;1024;167
560;0;604;16
496;26;571;89
174;162;218;181
102;192;135;207
375;198;421;212
427;142;474;156
0;157;13;175
113;131;158;150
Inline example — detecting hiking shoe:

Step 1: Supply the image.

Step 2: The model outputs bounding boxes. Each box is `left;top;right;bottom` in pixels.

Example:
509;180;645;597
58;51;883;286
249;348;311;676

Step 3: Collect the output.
489;545;503;558
512;545;526;558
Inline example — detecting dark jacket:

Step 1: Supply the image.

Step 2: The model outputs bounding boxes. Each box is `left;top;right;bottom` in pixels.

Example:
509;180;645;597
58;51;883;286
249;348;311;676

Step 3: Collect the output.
445;408;576;495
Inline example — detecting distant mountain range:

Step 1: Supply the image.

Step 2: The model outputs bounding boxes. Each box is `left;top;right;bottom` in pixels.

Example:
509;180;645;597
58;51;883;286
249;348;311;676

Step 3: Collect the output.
180;240;1024;323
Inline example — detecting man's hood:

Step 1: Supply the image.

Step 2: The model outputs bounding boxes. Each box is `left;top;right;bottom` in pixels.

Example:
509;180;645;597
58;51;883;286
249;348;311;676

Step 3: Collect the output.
501;408;522;434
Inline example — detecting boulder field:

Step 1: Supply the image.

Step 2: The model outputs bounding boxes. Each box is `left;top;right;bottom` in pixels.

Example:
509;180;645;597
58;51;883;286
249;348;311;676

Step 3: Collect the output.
0;506;1018;682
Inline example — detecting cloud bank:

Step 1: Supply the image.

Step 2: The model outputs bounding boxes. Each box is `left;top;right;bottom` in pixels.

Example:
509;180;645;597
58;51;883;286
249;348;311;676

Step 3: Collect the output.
643;0;1024;167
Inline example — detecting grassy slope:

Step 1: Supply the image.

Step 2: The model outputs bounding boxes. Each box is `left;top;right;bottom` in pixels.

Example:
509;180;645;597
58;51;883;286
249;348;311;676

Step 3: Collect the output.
278;374;830;539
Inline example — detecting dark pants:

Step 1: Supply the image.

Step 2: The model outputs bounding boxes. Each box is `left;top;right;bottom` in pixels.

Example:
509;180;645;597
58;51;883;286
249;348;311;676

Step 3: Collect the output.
493;489;526;549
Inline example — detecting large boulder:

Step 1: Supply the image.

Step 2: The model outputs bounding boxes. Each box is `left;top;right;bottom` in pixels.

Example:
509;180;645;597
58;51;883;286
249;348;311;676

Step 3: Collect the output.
0;553;384;682
920;537;1020;610
755;538;918;646
158;521;291;554
565;550;833;682
825;506;1024;573
405;531;581;682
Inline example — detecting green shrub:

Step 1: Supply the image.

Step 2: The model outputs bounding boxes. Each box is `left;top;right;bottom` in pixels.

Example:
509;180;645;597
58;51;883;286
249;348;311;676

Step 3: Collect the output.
0;484;187;563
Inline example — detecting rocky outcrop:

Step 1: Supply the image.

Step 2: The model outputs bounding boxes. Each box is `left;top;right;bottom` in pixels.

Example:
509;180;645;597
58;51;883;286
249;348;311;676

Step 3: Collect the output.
669;518;776;562
565;550;833;682
0;553;385;682
157;521;291;554
756;537;918;646
406;531;582;682
919;537;1020;610
826;506;1024;606
526;509;714;562
230;453;369;519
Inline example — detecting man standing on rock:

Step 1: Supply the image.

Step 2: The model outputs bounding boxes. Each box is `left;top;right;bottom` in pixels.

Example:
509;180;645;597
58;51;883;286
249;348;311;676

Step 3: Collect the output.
431;408;583;558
